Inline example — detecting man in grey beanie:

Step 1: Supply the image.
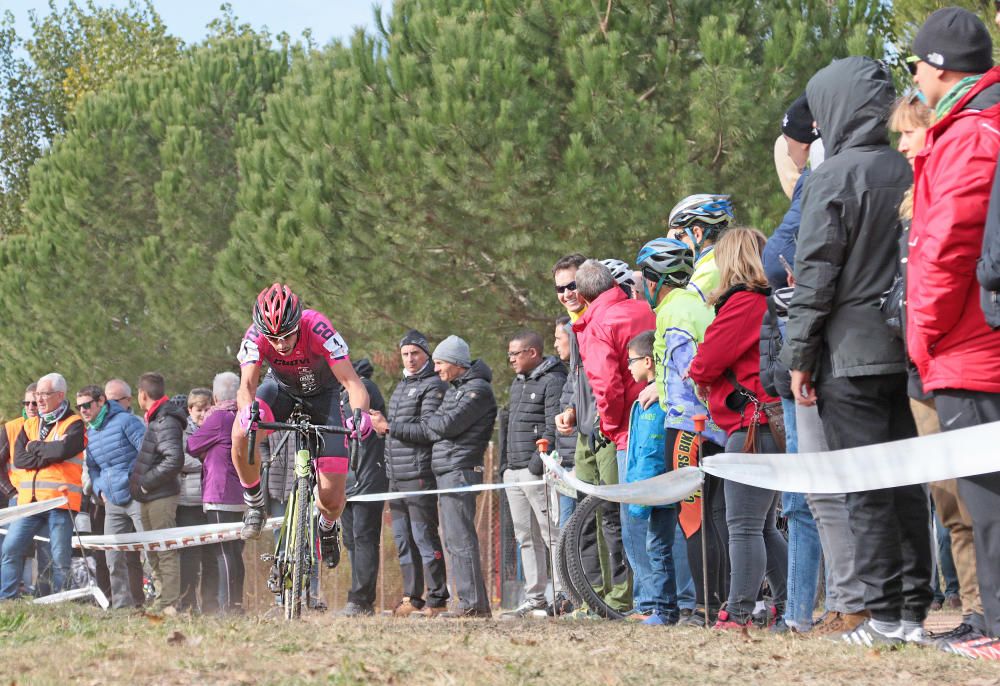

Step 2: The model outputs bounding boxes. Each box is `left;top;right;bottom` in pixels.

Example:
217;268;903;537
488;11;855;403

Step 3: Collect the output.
422;334;497;617
371;329;450;617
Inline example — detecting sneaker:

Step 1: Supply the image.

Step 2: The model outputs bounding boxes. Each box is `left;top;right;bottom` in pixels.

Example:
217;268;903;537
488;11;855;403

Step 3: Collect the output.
752;604;779;630
338;601;374;617
642;610;679;626
499;600;549;620
318;522;341;569
902;624;931;645
930;622;986;647
624;609;652;622
679;608;694;621
946;636;1000;660
713;609;750;631
420;605;448;619
832;619;904;648
392;597;424;618
930;599;944;612
551;592;574;617
308;599;328;612
439;607;492;619
240;506;266;540
678;608;713;628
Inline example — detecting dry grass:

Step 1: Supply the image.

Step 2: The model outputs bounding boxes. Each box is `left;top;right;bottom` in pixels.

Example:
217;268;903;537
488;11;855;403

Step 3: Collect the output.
2;603;999;686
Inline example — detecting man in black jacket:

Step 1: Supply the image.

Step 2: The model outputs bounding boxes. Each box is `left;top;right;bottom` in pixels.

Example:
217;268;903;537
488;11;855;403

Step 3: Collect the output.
370;330;449;618
129;372;186;611
339;359;388;617
782;57;929;646
423;335;497;618
500;330;566;619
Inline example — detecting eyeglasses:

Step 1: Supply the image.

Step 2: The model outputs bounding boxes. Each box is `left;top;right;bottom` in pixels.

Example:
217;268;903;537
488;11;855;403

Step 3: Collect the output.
507;349;530;360
263;327;299;343
108;396;130;403
76;400;97;411
554;281;577;294
34;391;59;398
627;356;648;366
22;401;37;407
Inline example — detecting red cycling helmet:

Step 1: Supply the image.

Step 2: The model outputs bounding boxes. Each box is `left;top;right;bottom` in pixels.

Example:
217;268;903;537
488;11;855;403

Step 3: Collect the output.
253;283;302;337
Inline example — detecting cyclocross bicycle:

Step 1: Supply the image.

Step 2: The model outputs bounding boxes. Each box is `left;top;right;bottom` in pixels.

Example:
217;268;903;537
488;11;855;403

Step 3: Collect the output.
246;400;361;620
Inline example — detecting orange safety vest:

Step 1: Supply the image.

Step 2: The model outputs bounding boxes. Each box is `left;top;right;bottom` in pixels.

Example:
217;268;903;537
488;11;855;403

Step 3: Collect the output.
5;417;24;503
16;414;84;511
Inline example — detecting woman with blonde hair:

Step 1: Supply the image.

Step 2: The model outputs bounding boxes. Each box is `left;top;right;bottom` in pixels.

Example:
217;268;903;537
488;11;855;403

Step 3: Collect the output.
689;226;787;630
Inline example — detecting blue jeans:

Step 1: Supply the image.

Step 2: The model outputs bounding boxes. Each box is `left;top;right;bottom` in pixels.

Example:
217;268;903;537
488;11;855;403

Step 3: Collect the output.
673;521;696;610
933;508;960;601
646;506;678;619
1;508;73;598
780;397;821;628
558;493;576;529
617;449;653;612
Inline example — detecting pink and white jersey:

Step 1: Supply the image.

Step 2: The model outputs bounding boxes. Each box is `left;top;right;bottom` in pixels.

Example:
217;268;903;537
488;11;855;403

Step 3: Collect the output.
237;309;350;396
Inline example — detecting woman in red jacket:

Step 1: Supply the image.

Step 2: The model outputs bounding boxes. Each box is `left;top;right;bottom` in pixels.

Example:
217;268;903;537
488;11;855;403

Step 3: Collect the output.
688;227;788;630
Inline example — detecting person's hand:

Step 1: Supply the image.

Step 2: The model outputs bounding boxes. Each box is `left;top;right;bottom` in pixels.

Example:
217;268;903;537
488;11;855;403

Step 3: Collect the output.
369;410;389;436
637;383;659;410
791;369;817;406
102;494;108;505
555;407;576;435
787;272;796;288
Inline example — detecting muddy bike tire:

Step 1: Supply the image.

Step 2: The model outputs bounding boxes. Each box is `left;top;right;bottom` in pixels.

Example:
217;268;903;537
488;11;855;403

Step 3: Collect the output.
285;476;312;620
554;527;580;606
562;494;626;620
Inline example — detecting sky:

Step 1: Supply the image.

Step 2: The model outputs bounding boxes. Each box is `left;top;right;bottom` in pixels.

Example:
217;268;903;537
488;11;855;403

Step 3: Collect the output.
2;0;383;49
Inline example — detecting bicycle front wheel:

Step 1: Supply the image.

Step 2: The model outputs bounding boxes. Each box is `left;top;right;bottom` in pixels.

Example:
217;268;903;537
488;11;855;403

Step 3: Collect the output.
285;476;312;620
562;494;626;620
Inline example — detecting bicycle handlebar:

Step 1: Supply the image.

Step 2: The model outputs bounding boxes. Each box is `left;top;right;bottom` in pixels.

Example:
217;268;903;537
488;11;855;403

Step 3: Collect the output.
255;420;350;435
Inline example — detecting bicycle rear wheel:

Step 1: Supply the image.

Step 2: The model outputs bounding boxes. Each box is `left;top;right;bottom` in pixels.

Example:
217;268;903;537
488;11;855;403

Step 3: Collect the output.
562;494;626;620
554;527;580;606
285;476;312;620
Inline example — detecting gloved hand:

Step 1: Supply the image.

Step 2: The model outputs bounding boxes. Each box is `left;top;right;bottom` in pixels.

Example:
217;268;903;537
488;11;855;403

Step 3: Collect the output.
345;411;374;440
238;401;275;435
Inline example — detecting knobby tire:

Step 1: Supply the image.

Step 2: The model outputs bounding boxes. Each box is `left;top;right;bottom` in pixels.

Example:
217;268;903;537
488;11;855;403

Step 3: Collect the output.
562;494;625;620
286;476;312;620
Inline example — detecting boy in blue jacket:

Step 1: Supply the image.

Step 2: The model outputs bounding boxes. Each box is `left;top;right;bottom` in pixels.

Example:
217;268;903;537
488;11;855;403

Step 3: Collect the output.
624;330;677;625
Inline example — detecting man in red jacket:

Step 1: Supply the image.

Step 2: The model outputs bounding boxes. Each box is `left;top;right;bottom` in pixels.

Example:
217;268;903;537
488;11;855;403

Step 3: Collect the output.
909;7;1000;647
572;260;656;454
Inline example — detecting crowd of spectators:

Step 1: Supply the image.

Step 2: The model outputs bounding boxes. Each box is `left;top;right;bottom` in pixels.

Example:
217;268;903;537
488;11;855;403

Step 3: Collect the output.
1;4;1000;661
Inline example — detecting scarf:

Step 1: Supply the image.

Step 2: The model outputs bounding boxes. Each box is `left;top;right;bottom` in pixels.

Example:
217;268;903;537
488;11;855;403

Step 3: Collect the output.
205;399;238;419
39;400;69;439
87;402;110;430
936;74;985;119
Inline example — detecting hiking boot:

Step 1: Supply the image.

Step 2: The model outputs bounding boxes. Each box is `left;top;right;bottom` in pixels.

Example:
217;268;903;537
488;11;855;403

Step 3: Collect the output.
499;600;549;620
841;610;871;632
392;597;424;618
831;619;904;648
810;611;844;635
318;521;341;569
945;595;961;610
420;605;448;619
240;506;266;540
338;601;374;617
551;592;574;617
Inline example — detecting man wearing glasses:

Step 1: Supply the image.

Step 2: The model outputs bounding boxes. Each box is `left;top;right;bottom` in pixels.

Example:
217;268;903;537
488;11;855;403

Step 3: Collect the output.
232;283;371;573
0;384;38;507
78;384;146;608
0;373;85;599
104;379;134;413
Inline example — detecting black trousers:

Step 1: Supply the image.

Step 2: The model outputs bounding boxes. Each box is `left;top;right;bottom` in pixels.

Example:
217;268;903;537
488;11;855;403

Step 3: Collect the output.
936;389;1000;637
342;501;383;608
205;510;245;611
817;368;932;623
388;477;449;608
176;505;218;613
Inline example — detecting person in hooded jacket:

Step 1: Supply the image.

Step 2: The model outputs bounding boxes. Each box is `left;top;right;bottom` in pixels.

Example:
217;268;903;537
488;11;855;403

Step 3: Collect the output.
782;56;930;647
422;335;497;618
370;330;450;618
337;358;388;617
499;330;567;619
129;372;187;612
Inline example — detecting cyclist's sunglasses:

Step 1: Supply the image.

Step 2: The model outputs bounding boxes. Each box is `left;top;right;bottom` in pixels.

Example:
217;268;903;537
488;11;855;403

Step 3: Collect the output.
263;327;299;343
554;281;577;294
76;400;97;411
22;400;37;407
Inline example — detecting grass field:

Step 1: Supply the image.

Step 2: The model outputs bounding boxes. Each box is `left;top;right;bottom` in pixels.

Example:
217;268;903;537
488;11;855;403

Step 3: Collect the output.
1;603;997;686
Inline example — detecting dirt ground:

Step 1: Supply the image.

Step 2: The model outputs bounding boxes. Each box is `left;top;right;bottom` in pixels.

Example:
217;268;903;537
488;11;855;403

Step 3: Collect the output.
1;603;997;686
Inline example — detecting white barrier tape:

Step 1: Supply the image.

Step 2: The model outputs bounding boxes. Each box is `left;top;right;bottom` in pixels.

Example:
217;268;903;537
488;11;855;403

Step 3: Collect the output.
0;497;67;526
345;479;544;502
33;585;110;609
72;517;282;552
541;452;704;506
701;418;1000;494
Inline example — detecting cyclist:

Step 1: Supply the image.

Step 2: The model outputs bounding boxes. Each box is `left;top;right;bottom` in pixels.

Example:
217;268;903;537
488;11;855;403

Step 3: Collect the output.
667;194;734;301
231;283;371;569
